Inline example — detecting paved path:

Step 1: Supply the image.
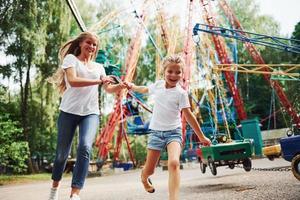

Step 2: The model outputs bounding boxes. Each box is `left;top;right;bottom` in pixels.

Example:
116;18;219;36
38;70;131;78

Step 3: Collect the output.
1;158;299;200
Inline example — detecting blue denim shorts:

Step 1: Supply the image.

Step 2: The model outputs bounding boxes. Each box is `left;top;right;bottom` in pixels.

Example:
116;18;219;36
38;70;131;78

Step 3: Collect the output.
147;127;183;151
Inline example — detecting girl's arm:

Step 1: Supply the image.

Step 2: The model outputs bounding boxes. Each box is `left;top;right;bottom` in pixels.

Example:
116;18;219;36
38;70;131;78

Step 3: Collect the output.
125;82;149;94
64;67;102;87
182;107;211;146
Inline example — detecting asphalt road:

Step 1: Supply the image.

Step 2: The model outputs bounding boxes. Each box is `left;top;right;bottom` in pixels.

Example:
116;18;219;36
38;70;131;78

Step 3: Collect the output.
1;158;299;200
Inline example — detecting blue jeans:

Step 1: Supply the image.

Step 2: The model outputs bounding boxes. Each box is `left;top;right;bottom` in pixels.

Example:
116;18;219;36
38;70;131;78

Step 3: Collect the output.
51;111;99;189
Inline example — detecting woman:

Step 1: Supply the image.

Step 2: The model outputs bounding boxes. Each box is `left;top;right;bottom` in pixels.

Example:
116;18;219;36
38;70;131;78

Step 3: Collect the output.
48;31;126;200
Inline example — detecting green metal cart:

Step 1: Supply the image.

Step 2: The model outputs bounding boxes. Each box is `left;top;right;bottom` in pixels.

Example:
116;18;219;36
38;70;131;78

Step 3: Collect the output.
196;140;253;175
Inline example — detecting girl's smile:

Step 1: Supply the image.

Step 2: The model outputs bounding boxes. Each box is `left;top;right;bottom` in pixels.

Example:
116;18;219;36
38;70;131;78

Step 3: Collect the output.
164;64;183;88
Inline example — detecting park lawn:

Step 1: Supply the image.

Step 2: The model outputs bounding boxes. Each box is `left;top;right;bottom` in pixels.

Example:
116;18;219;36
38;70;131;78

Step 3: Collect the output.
0;173;72;186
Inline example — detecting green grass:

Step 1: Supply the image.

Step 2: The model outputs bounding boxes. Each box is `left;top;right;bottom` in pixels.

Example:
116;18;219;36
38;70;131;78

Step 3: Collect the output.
0;173;53;186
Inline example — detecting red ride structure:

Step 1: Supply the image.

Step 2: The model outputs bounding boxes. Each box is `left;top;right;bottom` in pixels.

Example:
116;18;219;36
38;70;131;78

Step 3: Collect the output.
199;0;247;121
199;0;300;129
218;0;300;129
95;2;149;166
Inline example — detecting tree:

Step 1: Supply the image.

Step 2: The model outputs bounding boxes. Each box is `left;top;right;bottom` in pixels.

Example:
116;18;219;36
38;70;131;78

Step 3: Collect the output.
0;0;73;173
221;0;295;129
0;86;29;174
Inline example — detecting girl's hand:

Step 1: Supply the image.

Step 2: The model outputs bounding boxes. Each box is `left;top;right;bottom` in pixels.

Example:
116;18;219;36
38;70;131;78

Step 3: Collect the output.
200;136;211;146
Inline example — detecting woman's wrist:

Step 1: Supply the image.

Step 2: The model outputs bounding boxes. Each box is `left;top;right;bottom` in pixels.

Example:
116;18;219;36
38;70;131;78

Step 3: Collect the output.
98;76;104;85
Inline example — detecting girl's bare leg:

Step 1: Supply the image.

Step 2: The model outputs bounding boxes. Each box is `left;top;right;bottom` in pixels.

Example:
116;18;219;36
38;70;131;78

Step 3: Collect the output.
141;149;161;192
167;142;181;200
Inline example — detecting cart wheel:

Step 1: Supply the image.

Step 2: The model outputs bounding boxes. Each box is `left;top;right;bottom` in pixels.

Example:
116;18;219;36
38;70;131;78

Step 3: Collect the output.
286;128;294;137
242;158;252;172
208;157;217;175
199;158;206;174
228;163;235;169
267;155;275;161
291;154;300;181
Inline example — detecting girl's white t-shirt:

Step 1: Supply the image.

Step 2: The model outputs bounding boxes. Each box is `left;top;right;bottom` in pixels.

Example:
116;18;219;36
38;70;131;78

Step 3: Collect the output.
148;80;190;131
59;54;106;116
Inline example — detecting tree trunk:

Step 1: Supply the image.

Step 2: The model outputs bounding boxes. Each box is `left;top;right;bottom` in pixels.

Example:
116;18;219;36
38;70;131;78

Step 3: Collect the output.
19;55;35;173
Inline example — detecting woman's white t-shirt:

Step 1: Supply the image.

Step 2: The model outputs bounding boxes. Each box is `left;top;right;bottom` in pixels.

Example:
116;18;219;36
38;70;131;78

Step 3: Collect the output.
59;54;106;116
148;80;190;131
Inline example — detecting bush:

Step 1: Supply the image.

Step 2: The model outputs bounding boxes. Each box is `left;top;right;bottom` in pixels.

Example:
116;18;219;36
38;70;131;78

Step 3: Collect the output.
131;137;147;167
0;115;30;174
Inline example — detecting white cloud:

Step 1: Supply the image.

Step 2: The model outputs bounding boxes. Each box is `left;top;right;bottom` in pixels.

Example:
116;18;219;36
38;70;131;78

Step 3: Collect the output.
257;0;300;36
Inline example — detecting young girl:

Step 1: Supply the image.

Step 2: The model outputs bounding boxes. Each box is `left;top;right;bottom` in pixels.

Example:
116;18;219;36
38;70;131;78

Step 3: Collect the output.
48;31;126;200
125;54;211;200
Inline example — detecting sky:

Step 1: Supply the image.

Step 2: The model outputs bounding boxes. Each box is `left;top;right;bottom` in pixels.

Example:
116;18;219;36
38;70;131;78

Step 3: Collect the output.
85;0;300;36
257;0;300;36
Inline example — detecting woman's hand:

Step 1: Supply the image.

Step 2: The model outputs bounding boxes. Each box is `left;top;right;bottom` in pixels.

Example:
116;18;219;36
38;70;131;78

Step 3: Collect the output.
100;76;115;85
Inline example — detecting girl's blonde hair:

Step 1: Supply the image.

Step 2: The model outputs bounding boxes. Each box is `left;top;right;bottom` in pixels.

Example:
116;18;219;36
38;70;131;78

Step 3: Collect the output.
161;54;185;74
48;31;100;94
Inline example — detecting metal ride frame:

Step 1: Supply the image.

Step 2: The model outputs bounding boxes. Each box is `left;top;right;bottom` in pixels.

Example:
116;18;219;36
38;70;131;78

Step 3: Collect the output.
213;64;300;80
193;23;300;54
194;0;300;176
66;0;299;169
198;0;300;129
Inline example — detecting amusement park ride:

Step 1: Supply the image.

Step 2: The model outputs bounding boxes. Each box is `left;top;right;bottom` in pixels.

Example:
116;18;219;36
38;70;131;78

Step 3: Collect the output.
66;0;300;179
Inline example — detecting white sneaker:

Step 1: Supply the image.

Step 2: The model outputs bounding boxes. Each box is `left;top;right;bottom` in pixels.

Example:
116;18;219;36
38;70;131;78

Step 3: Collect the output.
70;194;80;200
48;187;58;200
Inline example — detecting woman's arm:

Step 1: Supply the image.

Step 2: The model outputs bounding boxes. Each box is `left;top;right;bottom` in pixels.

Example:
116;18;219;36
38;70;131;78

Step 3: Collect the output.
182;107;211;146
64;67;102;87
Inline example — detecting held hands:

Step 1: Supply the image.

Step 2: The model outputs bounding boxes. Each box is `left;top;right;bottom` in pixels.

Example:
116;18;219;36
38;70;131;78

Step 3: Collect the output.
100;76;127;93
100;76;114;84
123;81;135;90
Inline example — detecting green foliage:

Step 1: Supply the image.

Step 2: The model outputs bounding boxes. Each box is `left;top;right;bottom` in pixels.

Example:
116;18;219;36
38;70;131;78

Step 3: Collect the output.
0;0;74;173
135;19;160;85
0;115;29;174
291;21;300;45
291;21;300;63
131;136;147;167
222;0;298;130
0;173;52;186
225;0;280;64
0;86;30;174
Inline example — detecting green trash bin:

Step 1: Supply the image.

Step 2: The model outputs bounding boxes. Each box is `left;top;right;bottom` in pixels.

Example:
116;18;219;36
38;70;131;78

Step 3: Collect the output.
241;118;263;156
